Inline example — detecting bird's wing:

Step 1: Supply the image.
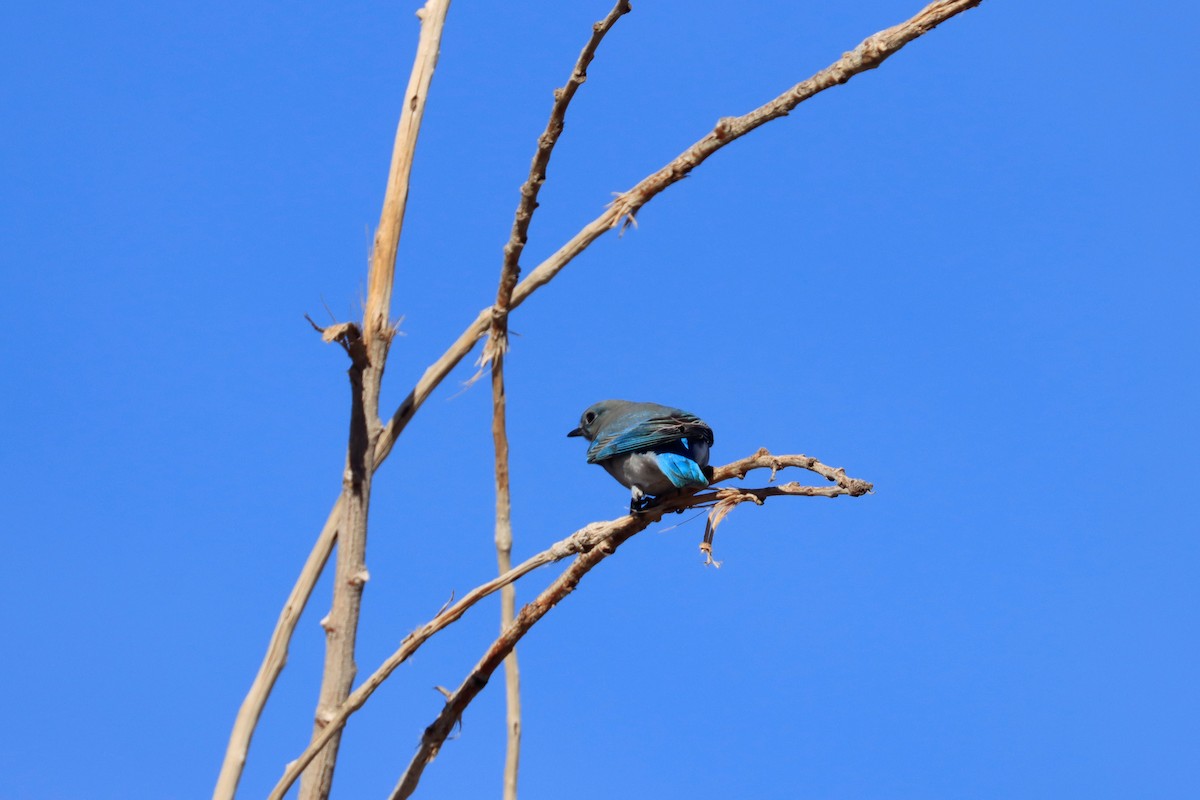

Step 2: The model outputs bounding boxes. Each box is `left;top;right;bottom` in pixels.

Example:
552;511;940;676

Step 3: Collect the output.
586;411;714;464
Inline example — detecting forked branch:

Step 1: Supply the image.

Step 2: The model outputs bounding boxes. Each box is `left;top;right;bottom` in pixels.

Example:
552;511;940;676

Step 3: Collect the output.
269;451;871;800
388;450;871;798
298;2;451;796
482;0;633;365
371;0;986;469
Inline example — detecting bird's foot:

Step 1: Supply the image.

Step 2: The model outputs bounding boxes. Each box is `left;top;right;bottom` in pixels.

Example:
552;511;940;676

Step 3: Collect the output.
629;495;655;515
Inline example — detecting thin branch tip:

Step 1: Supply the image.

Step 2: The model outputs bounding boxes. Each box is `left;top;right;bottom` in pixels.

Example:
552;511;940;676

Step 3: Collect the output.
699;541;722;568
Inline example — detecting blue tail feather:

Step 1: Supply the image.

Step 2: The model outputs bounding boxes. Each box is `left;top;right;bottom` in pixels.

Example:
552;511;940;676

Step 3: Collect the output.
655;452;709;489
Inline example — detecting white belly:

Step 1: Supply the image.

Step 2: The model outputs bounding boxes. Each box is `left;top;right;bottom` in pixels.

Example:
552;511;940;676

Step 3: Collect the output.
601;452;678;496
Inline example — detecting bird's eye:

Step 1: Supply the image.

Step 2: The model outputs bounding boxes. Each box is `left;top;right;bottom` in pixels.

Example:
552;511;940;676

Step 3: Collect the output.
584;411;596;424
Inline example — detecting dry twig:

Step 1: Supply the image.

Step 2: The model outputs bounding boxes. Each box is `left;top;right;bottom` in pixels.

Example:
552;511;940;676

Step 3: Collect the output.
480;0;633;368
387;520;641;800
489;357;522;800
387;450;871;798
483;4;632;797
298;3;451;796
268;450;871;800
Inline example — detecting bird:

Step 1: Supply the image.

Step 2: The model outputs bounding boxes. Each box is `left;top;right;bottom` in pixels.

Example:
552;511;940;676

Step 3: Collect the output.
568;400;714;514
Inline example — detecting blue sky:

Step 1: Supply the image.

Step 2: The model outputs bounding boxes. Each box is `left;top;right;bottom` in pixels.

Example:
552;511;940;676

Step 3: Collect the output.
3;1;1198;798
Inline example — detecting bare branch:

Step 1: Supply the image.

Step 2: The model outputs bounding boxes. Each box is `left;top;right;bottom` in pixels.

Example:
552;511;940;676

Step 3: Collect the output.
387;520;639;800
294;3;454;799
481;0;632;365
268;451;871;800
484;5;632;797
299;347;372;800
385;451;873;798
213;502;340;800
489;356;522;800
711;449;874;493
266;519;613;800
363;0;451;350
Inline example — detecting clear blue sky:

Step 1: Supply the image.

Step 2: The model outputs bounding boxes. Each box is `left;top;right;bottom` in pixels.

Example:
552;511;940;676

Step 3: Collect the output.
3;2;1197;798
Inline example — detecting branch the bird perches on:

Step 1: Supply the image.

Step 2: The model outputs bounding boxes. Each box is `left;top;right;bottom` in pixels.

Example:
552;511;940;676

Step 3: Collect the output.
268;449;872;800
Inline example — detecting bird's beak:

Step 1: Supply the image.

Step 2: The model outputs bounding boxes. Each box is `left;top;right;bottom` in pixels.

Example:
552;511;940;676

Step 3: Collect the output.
567;427;583;438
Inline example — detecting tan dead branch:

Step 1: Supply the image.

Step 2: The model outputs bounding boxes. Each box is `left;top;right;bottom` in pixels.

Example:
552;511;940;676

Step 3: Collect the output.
481;4;633;798
298;3;451;798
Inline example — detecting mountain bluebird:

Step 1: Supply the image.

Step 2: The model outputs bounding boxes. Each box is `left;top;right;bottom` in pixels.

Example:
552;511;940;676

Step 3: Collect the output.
568;399;714;513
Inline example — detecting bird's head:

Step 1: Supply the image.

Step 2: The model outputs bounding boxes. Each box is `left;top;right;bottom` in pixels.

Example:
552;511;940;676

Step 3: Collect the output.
566;400;625;441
